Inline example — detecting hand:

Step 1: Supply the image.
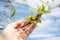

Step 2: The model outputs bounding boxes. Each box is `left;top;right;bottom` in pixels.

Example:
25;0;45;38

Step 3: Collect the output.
1;20;36;40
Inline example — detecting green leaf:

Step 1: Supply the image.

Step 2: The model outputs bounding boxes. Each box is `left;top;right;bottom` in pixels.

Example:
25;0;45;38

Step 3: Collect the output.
25;17;31;23
44;10;50;14
33;22;37;26
38;19;41;23
58;4;60;8
11;9;16;17
39;11;43;14
7;0;12;2
38;6;41;12
38;6;43;14
32;16;36;20
5;4;9;7
41;4;45;11
30;9;34;16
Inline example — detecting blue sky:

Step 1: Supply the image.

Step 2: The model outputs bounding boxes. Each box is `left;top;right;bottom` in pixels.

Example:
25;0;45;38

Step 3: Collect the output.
0;0;60;40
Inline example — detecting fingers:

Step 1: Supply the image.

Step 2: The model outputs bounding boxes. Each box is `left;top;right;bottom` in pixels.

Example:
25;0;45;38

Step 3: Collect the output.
25;24;35;36
22;24;30;31
5;20;27;30
21;21;37;30
14;20;27;29
17;23;35;38
21;23;35;37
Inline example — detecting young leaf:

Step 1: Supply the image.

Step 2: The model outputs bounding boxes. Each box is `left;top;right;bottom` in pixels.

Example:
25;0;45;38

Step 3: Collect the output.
37;17;41;23
30;9;34;16
58;4;60;8
32;16;36;20
38;19;41;23
5;4;9;8
37;6;43;14
10;9;16;17
7;0;12;2
41;4;45;11
33;22;37;26
25;17;31;23
25;4;51;27
39;11;43;14
38;6;41;12
44;10;50;14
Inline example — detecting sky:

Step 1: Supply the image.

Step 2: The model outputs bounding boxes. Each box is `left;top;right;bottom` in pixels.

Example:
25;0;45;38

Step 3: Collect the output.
0;0;60;40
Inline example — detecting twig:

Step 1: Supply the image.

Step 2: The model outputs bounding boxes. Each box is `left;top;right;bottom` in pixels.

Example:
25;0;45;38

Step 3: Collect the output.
0;28;4;30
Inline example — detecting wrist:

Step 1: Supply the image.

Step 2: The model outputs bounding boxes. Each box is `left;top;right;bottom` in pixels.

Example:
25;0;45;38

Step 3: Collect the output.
0;34;4;40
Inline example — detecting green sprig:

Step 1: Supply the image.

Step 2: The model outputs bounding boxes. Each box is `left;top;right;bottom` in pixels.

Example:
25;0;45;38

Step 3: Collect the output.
10;9;16;17
26;4;51;26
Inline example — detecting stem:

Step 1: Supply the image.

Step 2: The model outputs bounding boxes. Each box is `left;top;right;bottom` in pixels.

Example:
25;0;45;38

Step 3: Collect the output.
0;28;4;30
21;13;42;28
20;22;29;28
35;13;42;20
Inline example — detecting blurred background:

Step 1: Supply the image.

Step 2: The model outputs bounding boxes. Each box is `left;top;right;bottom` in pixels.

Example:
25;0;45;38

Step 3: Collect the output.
0;0;60;40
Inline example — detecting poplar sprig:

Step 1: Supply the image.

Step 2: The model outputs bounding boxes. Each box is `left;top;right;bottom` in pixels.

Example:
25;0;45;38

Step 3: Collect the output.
25;4;50;26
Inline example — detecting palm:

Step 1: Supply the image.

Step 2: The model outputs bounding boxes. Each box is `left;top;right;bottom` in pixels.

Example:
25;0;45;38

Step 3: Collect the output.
2;20;35;40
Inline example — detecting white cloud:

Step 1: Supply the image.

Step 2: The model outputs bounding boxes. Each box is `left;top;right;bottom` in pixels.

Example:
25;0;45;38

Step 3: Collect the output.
14;0;42;7
37;19;53;28
47;28;58;32
50;19;60;28
13;0;60;10
42;0;60;6
0;26;3;28
26;0;43;9
48;8;60;18
25;0;60;18
29;34;55;38
30;19;54;34
13;0;49;9
14;0;25;4
0;26;1;27
29;33;60;40
44;37;60;40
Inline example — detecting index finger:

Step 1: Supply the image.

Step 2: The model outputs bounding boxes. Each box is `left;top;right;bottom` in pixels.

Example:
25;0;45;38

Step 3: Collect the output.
14;20;27;29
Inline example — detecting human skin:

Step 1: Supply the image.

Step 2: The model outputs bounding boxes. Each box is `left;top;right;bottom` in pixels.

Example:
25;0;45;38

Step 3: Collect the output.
0;20;36;40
